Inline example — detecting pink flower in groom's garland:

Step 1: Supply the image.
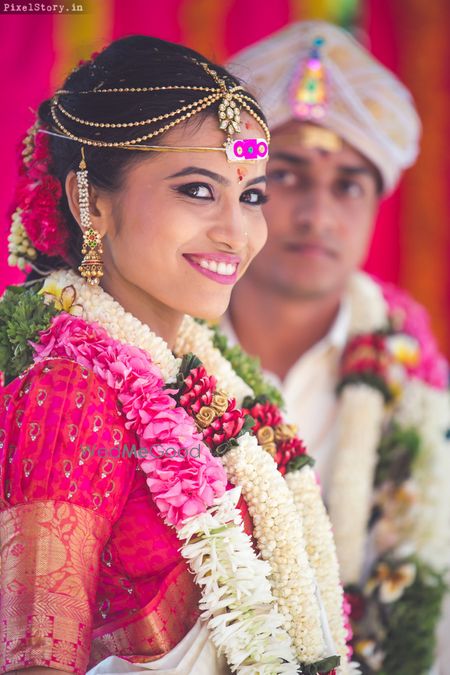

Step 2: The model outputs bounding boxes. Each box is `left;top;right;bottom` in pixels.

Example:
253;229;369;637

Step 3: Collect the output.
381;279;448;389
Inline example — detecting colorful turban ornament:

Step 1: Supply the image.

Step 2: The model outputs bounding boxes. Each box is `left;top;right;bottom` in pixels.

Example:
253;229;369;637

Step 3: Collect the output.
227;21;421;193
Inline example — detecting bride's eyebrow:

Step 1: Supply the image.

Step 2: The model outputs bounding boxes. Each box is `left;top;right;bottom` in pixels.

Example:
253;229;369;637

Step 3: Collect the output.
166;166;229;185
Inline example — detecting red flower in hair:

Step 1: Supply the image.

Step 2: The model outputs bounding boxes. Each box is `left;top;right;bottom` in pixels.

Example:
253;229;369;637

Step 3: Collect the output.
13;124;69;260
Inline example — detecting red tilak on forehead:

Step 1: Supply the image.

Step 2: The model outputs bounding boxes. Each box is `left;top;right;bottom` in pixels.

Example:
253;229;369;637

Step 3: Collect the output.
245;121;253;130
237;167;247;182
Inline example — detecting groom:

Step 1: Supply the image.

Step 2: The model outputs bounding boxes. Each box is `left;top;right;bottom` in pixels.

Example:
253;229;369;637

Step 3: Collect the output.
223;21;450;674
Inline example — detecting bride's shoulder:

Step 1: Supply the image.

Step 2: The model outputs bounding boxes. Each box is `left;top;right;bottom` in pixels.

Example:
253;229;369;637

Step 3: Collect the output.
0;357;137;519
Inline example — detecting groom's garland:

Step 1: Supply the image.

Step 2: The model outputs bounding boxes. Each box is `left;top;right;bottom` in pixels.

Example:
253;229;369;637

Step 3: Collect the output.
326;273;450;675
0;270;358;675
190;273;450;675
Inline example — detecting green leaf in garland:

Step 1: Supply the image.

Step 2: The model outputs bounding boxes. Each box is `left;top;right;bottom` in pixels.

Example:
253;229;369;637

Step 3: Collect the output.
237;414;256;438
202;320;285;409
375;423;421;487
286;454;315;473
298;655;340;674
378;560;447;675
172;352;204;392
242;394;269;409
350;558;447;675
337;372;393;403
212;437;239;457
0;282;57;384
180;352;203;377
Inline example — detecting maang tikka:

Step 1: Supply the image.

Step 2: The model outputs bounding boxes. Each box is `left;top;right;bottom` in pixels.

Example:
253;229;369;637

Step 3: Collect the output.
77;147;104;285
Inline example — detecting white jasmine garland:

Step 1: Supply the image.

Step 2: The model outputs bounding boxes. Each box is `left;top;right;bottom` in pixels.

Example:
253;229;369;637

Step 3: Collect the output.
328;385;385;584
176;315;254;404
324;272;450;671
42;269;181;382
176;315;356;669
347;272;387;336
393;379;450;569
222;432;329;664
8;209;37;270
285;466;349;672
177;319;355;668
326;273;390;584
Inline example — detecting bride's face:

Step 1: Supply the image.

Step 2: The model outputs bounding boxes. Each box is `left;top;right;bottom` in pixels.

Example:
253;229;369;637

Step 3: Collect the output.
95;113;268;321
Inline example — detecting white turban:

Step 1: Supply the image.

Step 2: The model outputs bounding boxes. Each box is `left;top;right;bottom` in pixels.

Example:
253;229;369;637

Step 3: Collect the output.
227;21;421;193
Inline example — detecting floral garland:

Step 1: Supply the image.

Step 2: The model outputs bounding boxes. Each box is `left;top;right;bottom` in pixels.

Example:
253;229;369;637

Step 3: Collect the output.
329;272;450;674
0;270;355;674
41;274;181;382
31;312;297;673
175;305;356;673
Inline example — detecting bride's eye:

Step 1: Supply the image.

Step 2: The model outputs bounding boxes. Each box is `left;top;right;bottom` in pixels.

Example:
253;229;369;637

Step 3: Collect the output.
240;189;269;206
175;183;213;200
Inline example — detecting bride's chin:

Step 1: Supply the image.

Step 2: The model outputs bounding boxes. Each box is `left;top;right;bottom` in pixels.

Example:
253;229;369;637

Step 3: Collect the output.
183;297;231;322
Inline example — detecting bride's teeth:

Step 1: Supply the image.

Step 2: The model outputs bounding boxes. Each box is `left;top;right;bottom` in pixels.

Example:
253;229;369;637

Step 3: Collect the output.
196;258;237;275
217;262;228;275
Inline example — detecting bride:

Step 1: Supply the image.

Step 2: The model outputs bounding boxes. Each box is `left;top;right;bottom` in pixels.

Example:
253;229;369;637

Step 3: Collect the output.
0;35;354;675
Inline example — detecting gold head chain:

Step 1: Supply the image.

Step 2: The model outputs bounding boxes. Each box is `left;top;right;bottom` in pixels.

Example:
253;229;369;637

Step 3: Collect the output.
49;60;270;150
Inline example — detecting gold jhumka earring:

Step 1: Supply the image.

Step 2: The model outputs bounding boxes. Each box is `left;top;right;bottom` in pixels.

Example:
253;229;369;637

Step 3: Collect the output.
77;147;104;285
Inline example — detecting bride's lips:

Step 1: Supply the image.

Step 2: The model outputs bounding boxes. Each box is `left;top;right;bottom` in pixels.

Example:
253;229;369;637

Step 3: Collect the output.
183;253;241;285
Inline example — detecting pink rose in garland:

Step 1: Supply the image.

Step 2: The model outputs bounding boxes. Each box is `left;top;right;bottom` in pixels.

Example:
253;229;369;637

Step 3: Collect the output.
145;446;227;523
32;313;112;365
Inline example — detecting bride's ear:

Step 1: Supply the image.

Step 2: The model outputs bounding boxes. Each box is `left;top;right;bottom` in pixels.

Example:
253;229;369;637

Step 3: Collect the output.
65;171;112;237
